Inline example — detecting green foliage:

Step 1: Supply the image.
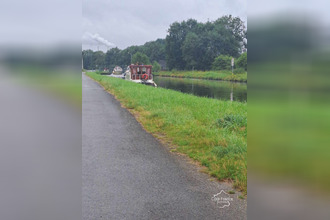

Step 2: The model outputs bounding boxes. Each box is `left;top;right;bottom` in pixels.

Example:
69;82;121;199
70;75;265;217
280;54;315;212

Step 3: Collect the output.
105;47;121;70
181;32;200;69
82;50;94;70
82;39;165;70
141;39;166;62
223;73;247;82
82;49;107;70
152;61;161;72
165;21;187;70
236;52;247;71
166;16;246;70
132;52;151;65
93;51;106;70
212;55;232;71
233;68;246;74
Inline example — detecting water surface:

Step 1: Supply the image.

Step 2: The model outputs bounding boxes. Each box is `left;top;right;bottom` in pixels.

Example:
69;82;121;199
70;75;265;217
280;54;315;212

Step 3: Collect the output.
153;76;247;102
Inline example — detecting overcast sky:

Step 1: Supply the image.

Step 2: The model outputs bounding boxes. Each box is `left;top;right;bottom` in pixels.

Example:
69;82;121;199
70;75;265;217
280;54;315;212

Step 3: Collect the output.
82;0;247;51
1;0;328;50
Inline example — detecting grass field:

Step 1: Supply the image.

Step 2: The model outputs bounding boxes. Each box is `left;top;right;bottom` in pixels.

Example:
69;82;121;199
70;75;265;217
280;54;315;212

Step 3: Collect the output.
87;72;247;193
153;70;247;82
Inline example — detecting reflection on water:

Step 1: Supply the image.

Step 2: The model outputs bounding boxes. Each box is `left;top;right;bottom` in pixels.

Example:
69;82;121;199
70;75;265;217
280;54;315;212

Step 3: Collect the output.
153;76;247;102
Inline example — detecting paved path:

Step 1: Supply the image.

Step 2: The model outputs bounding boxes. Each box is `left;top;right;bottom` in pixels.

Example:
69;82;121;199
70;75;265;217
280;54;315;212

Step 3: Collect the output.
82;73;246;219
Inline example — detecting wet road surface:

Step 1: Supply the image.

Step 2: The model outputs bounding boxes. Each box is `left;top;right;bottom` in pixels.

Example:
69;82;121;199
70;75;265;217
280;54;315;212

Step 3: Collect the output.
82;73;247;219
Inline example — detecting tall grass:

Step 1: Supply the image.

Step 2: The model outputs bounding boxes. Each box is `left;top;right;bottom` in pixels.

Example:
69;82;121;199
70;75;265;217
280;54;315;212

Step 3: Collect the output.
154;70;247;82
87;72;247;193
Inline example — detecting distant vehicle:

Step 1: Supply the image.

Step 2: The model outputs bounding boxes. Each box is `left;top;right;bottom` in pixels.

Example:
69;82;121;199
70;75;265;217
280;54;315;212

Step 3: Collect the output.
124;64;157;87
109;66;125;79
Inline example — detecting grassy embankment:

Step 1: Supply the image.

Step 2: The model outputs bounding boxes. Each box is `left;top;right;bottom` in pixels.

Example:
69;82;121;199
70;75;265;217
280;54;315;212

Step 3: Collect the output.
153;70;247;82
87;72;247;193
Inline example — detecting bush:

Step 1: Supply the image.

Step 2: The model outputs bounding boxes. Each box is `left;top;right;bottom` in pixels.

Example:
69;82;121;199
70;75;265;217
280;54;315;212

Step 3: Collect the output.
152;61;161;72
212;55;232;71
233;68;245;74
132;52;151;65
236;52;247;71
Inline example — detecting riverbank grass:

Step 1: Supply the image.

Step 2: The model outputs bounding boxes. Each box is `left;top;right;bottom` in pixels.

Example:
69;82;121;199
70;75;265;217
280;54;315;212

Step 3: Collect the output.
154;70;247;82
87;72;247;193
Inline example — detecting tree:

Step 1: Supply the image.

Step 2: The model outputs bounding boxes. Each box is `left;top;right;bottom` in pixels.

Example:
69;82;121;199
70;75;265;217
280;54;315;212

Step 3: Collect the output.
165;21;187;70
214;15;247;55
82;50;94;70
132;52;150;65
212;55;232;70
182;32;200;69
165;16;246;71
152;61;161;72
105;47;121;70
141;39;166;62
93;51;106;70
236;52;247;71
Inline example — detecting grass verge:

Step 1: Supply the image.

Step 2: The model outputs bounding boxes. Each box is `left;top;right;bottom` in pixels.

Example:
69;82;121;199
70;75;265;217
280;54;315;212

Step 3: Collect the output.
153;70;247;82
87;72;247;194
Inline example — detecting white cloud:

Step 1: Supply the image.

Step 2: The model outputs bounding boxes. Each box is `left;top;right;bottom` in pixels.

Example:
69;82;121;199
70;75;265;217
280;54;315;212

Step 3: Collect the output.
82;32;116;47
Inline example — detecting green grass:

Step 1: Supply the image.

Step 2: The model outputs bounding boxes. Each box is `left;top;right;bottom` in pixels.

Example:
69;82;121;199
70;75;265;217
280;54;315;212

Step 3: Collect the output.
153;70;247;82
87;72;247;193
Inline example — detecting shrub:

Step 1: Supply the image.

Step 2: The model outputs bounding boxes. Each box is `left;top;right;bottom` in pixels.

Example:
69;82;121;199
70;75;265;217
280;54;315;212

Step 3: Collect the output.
132;52;151;65
212;55;232;71
233;68;245;74
152;61;161;72
236;52;247;71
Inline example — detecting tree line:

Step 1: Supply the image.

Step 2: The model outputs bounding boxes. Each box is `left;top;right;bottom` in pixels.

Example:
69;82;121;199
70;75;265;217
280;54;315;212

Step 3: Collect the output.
82;38;165;72
82;15;247;72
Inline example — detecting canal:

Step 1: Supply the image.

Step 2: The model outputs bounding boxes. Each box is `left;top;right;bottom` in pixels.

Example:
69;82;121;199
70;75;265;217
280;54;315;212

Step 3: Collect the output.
153;76;247;102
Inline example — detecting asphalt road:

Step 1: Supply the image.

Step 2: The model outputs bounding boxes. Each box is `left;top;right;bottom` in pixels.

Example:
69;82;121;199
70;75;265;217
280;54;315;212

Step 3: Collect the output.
82;73;247;219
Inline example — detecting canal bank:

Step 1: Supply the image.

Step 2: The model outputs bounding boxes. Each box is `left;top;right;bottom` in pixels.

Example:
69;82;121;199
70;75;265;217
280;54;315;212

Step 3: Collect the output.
86;72;247;193
153;70;247;82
